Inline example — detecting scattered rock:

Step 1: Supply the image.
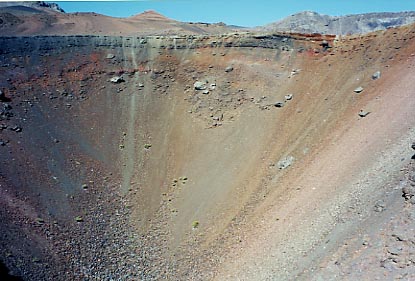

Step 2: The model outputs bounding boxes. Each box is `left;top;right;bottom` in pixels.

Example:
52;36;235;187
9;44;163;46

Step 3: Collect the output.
0;90;4;101
225;66;234;72
374;201;386;212
321;40;330;50
274;102;285;108
277;156;295;169
106;53;115;59
138;83;144;88
153;69;164;74
110;76;124;83
82;184;88;189
402;186;415;199
144;143;152;149
202;90;209;95
411;142;415;150
354;86;364;93
10;125;22;132
0;140;5;146
372;71;381;80
192;221;199;229
285;94;293;101
358;110;370;117
74;216;84;222
194;81;207;90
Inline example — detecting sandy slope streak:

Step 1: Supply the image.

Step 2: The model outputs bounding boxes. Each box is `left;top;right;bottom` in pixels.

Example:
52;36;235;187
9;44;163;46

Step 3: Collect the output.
214;33;415;279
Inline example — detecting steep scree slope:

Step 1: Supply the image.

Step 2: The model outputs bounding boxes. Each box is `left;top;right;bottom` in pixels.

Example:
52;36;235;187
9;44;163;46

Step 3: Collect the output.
0;26;414;280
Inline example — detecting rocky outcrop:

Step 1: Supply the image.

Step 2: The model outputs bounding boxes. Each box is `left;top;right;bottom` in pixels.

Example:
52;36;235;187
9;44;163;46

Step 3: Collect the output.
0;1;65;13
262;11;415;35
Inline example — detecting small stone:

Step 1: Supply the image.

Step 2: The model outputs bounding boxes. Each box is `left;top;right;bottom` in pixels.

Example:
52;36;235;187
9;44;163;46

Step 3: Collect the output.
354;86;364;93
144;143;152;149
411;142;415;150
274;102;284;108
0;90;4;100
402;186;415;199
10;125;22;132
358;110;370;117
110;76;124;83
277;156;295;169
285;94;293;101
194;81;207;90
82;184;88;189
106;53;115;59
321;40;330;49
372;71;381;80
0;140;5;146
138;83;144;88
202;90;209;95
74;216;84;222
225;66;234;72
192;221;199;229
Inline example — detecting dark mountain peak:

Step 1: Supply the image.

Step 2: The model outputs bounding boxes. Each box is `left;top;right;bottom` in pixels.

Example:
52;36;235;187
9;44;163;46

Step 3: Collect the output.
0;1;65;13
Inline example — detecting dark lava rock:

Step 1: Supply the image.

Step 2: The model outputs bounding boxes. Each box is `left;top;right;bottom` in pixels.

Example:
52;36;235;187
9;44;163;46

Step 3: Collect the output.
0;90;10;102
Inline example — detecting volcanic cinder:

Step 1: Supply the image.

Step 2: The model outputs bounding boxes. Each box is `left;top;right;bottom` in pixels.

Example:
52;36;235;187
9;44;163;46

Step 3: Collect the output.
1;3;415;281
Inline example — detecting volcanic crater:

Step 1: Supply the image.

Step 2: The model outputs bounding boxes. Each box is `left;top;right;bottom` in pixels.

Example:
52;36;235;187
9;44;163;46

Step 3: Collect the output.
1;5;415;281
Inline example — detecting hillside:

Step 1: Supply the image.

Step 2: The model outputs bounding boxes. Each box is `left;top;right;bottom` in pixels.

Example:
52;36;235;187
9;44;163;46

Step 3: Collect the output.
0;2;235;36
262;10;415;35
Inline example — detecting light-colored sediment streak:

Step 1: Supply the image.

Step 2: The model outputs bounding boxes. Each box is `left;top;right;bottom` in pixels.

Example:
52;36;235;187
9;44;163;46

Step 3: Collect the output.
121;38;139;193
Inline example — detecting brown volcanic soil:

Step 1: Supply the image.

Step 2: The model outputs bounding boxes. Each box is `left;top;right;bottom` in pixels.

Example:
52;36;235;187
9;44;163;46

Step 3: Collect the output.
0;23;415;281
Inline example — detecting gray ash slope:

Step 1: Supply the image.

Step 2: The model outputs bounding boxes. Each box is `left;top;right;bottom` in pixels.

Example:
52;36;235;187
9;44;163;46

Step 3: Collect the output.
262;11;415;35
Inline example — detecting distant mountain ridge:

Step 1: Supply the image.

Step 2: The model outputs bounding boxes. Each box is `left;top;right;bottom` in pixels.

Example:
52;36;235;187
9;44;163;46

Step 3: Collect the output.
1;2;415;36
262;11;415;35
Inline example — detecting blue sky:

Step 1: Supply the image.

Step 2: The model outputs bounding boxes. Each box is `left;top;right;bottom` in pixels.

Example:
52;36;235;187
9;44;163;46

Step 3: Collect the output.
55;0;415;27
